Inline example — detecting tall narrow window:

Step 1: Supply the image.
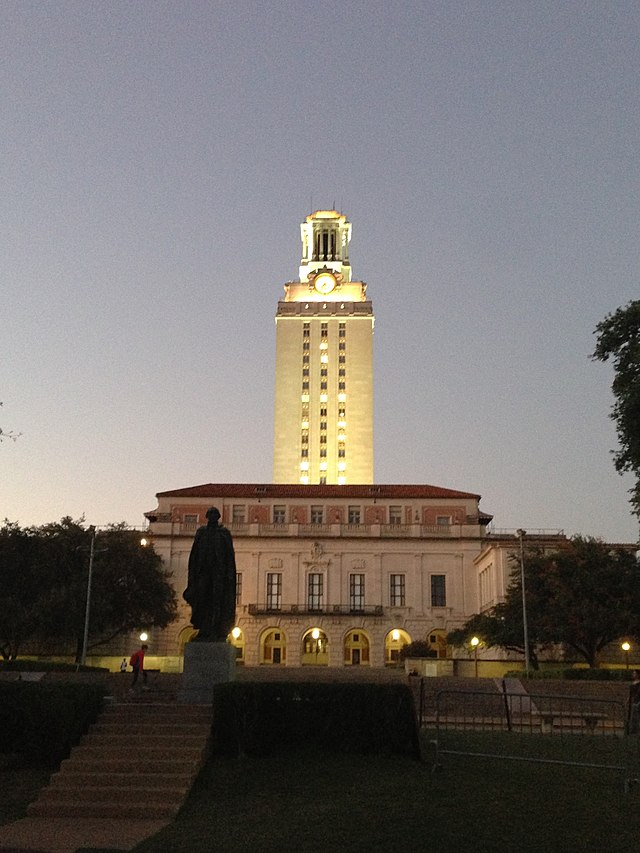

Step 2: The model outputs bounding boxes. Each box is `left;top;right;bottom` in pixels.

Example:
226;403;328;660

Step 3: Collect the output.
431;575;447;607
390;574;405;607
232;505;246;524
350;574;365;612
348;506;361;524
236;572;243;605
266;573;282;610
310;505;324;524
273;505;286;524
307;573;324;611
389;506;402;525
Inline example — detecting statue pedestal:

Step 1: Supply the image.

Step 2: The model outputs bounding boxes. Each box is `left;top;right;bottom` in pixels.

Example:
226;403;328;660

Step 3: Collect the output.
180;642;236;704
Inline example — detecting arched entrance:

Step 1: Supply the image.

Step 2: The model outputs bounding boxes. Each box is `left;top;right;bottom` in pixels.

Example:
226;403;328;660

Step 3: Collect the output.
343;629;370;665
385;628;411;665
427;628;449;659
260;628;287;665
177;625;198;654
227;626;245;664
301;627;329;665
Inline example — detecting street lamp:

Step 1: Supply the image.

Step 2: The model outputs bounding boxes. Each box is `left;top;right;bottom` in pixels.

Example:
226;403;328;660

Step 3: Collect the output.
517;529;531;675
622;641;631;670
471;636;480;678
77;526;108;668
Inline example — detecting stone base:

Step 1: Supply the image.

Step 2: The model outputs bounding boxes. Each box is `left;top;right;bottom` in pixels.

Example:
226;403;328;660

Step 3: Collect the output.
179;642;236;704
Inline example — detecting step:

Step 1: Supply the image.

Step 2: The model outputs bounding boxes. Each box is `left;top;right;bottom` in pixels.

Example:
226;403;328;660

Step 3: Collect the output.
38;785;189;805
72;744;205;761
28;800;180;819
62;757;202;774
52;770;194;788
82;732;209;749
91;721;211;736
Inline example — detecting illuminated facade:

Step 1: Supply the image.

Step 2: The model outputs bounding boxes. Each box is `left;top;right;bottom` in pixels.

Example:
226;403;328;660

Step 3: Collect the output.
144;483;494;668
273;210;374;485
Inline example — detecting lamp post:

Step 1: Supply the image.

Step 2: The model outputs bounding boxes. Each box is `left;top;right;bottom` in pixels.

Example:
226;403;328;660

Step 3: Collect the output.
517;529;531;675
622;641;631;671
77;526;108;667
471;636;480;678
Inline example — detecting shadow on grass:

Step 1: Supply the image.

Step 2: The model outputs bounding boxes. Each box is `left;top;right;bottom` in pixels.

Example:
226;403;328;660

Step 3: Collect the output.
133;734;640;853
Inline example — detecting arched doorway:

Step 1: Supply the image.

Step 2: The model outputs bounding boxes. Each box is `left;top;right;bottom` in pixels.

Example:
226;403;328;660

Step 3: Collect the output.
177;625;198;655
260;628;287;665
427;628;449;659
228;626;245;664
343;629;370;665
301;627;329;665
385;628;412;666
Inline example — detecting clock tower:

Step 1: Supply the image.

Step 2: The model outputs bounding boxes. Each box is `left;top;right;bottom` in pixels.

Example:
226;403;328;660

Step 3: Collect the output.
273;210;374;485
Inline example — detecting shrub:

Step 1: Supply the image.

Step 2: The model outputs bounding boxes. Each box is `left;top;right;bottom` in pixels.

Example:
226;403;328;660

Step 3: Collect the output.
0;682;104;766
0;660;108;672
210;682;421;759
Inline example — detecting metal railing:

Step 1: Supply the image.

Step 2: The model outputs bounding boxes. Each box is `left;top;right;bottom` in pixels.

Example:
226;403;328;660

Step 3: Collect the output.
421;685;638;792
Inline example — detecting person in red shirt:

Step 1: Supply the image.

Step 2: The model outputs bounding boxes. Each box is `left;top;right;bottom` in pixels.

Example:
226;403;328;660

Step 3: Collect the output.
129;643;149;689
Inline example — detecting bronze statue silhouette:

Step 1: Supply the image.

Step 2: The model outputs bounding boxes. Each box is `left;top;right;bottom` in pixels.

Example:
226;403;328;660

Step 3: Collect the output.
184;506;236;642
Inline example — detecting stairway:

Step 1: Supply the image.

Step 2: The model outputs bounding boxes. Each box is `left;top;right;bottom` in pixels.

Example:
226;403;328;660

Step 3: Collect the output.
27;703;212;820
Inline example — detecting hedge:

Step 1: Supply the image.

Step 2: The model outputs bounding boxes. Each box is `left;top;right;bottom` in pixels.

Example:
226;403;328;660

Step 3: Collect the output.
210;682;421;759
0;682;104;766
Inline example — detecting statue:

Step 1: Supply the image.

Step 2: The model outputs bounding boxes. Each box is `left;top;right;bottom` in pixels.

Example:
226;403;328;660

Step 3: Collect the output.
184;506;237;642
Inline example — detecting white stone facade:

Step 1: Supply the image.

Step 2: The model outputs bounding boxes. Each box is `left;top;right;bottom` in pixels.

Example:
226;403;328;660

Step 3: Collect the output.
145;482;499;668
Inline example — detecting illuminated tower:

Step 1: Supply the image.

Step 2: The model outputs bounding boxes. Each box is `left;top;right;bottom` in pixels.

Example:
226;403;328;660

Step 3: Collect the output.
273;210;374;484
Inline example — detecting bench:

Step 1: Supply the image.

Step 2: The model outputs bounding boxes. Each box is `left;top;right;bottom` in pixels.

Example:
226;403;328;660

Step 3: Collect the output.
537;710;608;732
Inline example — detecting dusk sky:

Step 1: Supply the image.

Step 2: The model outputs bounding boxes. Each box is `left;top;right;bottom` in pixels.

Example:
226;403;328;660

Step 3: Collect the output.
2;1;639;542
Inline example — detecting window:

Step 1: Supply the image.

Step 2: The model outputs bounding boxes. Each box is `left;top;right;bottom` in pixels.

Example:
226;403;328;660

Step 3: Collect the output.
308;573;324;610
320;407;327;417
338;381;346;390
339;341;346;350
273;505;286;524
303;340;310;350
232;505;246;524
390;574;405;607
310;505;324;524
389;505;402;525
436;516;452;526
320;448;327;457
338;448;345;458
350;574;365;611
266;573;282;610
431;575;447;607
183;513;198;524
236;572;242;604
348;506;361;524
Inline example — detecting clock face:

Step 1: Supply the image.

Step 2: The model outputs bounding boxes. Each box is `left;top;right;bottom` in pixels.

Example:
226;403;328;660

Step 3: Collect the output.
314;272;336;294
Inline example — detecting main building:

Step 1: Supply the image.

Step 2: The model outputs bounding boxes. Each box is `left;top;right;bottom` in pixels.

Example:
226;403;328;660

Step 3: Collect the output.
142;211;560;671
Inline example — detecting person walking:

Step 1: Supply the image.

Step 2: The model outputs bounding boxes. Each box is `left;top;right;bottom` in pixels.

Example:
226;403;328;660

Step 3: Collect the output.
129;643;149;690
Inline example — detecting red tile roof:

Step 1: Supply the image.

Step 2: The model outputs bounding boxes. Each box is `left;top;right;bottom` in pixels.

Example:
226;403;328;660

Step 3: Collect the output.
155;482;482;500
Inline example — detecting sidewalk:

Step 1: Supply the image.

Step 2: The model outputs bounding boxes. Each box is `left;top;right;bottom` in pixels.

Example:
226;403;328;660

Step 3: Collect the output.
0;816;170;853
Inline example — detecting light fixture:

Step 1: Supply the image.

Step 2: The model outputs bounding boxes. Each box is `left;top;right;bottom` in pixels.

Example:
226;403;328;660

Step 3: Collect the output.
139;632;148;642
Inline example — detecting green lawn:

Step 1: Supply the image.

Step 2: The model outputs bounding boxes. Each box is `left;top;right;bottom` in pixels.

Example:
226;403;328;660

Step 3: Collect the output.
133;733;640;853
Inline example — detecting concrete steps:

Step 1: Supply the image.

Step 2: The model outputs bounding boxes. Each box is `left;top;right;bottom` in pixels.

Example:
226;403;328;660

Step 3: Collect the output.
27;702;212;820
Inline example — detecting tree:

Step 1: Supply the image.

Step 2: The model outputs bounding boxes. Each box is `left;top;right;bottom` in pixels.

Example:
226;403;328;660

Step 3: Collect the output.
448;537;640;668
592;300;640;520
0;518;178;660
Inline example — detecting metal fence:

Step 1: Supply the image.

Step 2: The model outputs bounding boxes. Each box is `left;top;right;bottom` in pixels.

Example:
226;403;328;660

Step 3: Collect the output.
420;684;639;792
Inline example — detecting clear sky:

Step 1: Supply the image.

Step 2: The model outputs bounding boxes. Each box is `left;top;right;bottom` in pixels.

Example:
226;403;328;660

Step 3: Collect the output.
2;0;639;542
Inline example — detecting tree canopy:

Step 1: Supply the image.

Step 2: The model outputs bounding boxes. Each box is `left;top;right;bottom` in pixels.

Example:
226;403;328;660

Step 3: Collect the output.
448;537;640;668
0;518;178;660
592;299;640;520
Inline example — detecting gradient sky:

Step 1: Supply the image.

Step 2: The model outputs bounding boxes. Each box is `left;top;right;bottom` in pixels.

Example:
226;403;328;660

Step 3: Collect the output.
2;1;639;542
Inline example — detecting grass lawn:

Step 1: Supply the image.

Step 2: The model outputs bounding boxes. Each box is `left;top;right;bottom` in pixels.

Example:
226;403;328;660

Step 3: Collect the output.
133;733;640;853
